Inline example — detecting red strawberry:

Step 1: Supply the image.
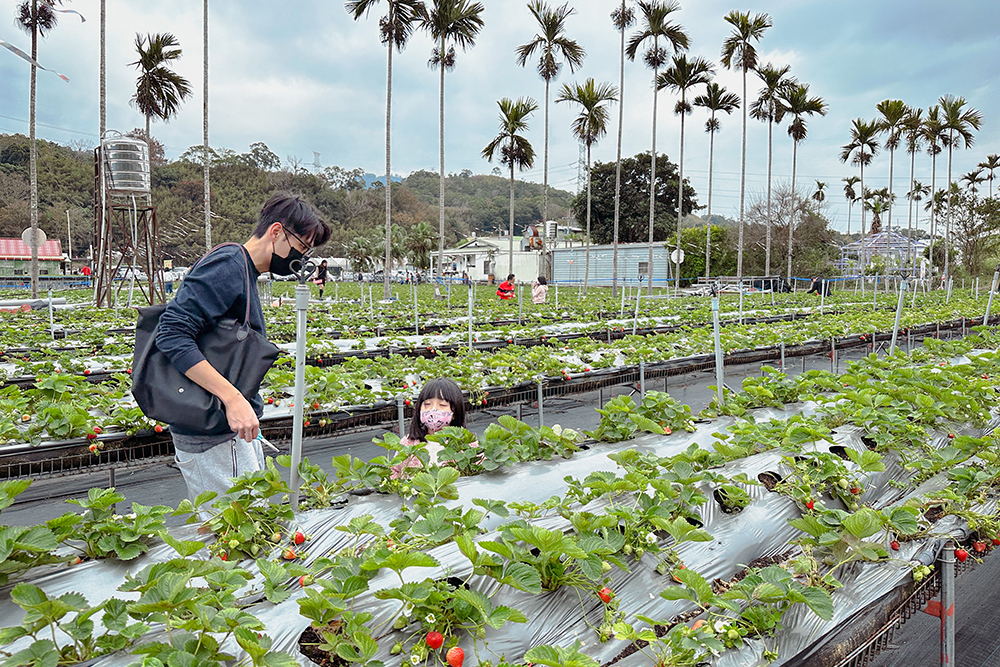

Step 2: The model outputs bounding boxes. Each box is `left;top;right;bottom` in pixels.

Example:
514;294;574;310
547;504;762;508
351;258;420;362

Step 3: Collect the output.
425;631;443;649
299;575;311;587
404;399;411;406
312;402;320;410
890;540;900;551
446;647;464;667
69;556;82;565
87;432;97;440
806;500;814;510
88;443;98;453
948;433;956;439
267;397;274;404
83;369;91;375
974;541;987;553
664;427;672;435
219;552;228;561
598;586;612;603
154;424;164;433
956;548;969;563
992;535;1000;547
850;487;861;495
92;426;102;434
283;548;296;560
293;531;306;545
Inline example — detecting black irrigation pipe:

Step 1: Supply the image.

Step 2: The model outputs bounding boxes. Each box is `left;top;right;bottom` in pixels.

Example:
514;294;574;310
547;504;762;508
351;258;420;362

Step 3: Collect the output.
0;315;986;480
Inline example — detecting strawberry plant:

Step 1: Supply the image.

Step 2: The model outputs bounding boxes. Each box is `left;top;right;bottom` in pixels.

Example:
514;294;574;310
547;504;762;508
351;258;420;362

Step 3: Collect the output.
586;394;665;442
49;488;170;561
0;480;64;584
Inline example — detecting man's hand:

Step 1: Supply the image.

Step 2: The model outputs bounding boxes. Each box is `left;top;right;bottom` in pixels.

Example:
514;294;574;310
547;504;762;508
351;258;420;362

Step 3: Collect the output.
224;394;260;442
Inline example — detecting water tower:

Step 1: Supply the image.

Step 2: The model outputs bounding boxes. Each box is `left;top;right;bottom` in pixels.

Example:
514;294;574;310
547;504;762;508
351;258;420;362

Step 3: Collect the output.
93;131;163;306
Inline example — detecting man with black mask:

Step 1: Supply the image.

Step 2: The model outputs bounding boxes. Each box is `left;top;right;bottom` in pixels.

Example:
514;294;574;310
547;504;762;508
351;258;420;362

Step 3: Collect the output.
155;192;331;514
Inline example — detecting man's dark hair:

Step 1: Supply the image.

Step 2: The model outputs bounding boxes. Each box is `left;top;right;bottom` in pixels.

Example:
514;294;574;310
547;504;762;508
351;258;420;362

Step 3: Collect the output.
253;192;331;248
506;274;515;281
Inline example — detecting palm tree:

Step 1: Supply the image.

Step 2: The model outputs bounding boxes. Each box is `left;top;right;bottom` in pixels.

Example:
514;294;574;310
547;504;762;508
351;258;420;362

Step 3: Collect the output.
902;107;923;267
961;168;985;195
939;95;982;281
875;99;908;278
721;10;771;282
908;180;930;255
610;0;635;297
693;82;739;278
626;0;689;294
749;62;795;276
812;180;826;204
922;105;946;271
843;175;860;237
781;83;826;280
840;118;880;284
516;0;585;237
423;0;485;283
17;0;67;298
348;0;427;299
979;154;1000;199
658;54;712;294
405;221;437;269
130;33;193;146
556;78;618;295
482;97;538;275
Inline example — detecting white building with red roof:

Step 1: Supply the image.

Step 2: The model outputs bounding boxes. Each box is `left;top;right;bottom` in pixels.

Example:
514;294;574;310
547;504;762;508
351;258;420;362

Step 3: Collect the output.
0;238;64;276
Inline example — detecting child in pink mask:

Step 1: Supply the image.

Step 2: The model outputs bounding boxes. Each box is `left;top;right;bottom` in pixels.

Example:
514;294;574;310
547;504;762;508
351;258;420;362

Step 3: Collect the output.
391;378;467;478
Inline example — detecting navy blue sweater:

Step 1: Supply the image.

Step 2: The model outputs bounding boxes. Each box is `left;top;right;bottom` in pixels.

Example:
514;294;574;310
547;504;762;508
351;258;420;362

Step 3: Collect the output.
156;244;267;438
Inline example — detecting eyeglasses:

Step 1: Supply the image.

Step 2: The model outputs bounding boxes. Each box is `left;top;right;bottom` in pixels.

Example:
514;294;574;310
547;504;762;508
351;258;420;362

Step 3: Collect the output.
282;226;314;258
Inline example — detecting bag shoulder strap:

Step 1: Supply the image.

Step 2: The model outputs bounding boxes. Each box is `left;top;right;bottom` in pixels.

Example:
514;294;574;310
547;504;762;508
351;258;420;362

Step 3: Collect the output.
192;242;254;327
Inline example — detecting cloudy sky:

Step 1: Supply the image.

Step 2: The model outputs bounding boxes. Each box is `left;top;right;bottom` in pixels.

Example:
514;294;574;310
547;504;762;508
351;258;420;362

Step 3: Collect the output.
1;0;998;234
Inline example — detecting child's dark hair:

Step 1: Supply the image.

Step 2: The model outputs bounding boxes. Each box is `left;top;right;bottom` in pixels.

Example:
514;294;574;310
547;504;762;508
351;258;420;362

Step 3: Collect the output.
407;378;466;441
536;276;547;285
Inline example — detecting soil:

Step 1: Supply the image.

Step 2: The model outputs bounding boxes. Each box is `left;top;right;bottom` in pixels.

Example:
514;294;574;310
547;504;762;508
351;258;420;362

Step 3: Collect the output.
758;471;782;491
924;506;945;523
299;625;344;667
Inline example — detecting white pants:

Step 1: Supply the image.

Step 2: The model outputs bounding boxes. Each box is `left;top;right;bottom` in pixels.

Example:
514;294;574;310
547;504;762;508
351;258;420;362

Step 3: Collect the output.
175;437;264;521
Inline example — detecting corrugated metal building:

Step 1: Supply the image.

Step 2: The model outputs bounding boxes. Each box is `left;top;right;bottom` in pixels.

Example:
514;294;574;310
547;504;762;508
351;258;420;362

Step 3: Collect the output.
549;242;673;287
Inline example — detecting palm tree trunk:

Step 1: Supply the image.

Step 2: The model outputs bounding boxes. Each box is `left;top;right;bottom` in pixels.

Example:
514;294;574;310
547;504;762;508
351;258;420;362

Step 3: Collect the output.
203;0;211;252
765;118;773;276
584;144;591;296
508;162;514;275
29;1;39;299
885;144;894;280
787;140;797;280
944;135;953;282
612;4;625;298
907;147;915;271
436;36;446;284
646;59;659;296
736;68;747;283
705;119;715;278
860;163;866;296
542;77;550;229
675;92;685;296
145;114;151;152
929;151;937;274
383;28;393;299
100;0;106;136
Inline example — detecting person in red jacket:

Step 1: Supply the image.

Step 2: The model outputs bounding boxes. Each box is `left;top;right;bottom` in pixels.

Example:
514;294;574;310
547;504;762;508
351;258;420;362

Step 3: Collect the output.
496;274;515;300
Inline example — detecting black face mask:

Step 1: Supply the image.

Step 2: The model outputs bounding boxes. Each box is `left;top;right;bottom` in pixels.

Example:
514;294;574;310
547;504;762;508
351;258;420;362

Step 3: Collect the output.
269;246;304;276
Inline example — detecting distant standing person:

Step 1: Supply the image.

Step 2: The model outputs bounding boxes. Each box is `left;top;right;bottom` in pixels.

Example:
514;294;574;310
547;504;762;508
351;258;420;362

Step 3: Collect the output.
531;276;548;304
313;259;328;299
497;274;516;300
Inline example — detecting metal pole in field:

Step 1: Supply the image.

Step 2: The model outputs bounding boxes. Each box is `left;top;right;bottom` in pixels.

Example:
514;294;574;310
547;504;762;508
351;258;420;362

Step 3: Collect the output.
537;379;544;428
984;268;1000;326
639;360;645;399
413;281;419;335
890;280;907;354
819;282;825;315
620;283;626;317
397;396;405;436
467;285;474;348
48;288;54;340
738;284;744;324
289;280;310;510
632;293;641;335
712;297;724;407
940;540;956;666
946;277;952;304
831;339;836;372
518;284;523;325
780;340;785;372
555;282;559;308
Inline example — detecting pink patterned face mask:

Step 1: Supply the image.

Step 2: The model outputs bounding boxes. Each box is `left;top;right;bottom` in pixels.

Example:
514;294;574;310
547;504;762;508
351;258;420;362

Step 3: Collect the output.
420;409;453;432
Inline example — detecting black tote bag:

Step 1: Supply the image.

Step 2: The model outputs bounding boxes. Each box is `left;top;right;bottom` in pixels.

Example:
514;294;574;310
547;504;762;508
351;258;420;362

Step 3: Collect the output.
131;245;280;435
